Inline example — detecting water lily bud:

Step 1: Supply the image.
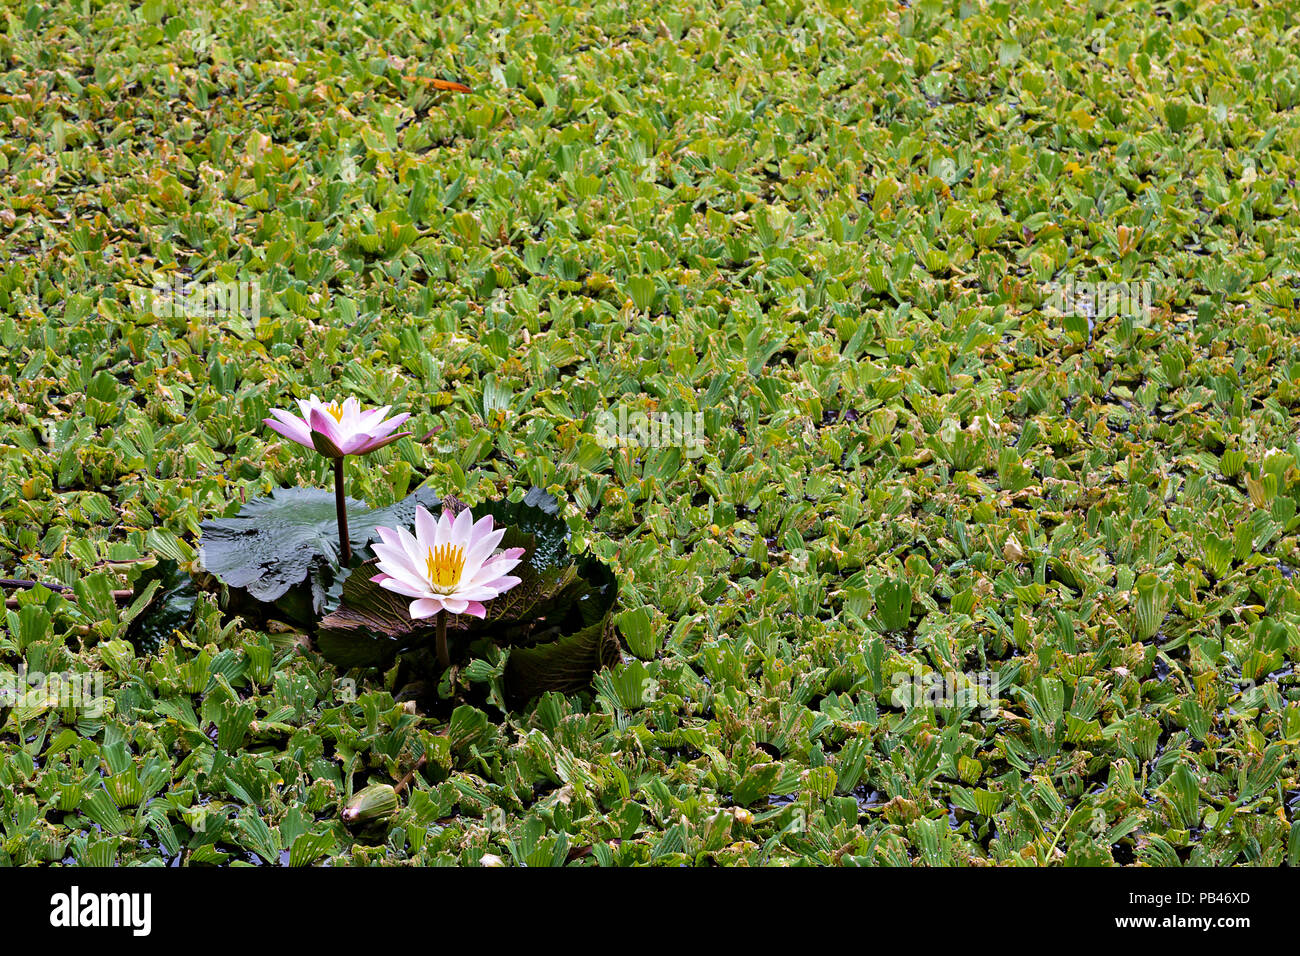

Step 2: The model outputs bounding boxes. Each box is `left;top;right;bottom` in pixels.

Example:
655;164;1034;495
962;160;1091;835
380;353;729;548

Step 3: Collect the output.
342;784;399;827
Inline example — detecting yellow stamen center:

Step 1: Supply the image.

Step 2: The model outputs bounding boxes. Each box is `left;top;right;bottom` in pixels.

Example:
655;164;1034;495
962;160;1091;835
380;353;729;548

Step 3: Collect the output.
425;543;466;593
326;402;346;422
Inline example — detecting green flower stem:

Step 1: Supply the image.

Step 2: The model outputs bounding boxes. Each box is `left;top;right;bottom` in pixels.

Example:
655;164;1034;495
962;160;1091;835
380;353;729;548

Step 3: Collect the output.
333;457;352;566
435;611;450;672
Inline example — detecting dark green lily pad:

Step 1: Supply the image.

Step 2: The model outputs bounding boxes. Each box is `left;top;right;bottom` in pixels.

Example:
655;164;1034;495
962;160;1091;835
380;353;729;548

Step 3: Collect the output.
123;559;199;654
198;485;442;616
504;560;621;701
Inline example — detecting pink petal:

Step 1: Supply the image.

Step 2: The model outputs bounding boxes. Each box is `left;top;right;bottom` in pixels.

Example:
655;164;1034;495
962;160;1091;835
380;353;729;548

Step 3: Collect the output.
307;408;345;457
264;415;313;449
462;601;487;618
370;432;409;452
377;431;413;450
345;431;411;456
338;432;370;455
359;405;393;428
477;549;523;568
298;395;323;420
363;412;410;440
268;407;313;437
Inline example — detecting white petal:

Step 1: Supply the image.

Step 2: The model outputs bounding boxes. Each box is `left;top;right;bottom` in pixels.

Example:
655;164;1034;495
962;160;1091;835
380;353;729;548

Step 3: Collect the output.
434;508;455;548
467;554;522;586
414;504;437;547
475;574;521;594
467;513;495;543
409;597;444;619
450;507;474;550
460;528;506;581
370;541;413;571
378;575;428;600
373;548;433;595
456;584;509;602
396;525;425;569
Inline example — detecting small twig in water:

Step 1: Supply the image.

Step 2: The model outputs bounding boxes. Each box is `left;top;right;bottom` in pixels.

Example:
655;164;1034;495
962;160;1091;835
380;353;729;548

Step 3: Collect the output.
394;755;429;798
0;577;69;592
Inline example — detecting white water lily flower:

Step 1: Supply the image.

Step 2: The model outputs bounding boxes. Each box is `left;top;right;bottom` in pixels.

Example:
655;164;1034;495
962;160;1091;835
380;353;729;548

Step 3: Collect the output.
370;504;525;619
264;395;411;458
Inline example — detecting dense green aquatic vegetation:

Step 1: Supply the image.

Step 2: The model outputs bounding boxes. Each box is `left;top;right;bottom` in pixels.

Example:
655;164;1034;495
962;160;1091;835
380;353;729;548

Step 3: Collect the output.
2;0;1299;865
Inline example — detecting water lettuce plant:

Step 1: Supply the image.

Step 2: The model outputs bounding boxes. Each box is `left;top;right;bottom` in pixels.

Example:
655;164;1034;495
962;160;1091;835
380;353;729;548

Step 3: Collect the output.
4;0;1300;869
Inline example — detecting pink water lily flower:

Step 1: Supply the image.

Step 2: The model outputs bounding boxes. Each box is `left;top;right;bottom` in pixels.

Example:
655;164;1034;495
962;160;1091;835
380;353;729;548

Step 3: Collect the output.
371;505;525;619
264;395;411;458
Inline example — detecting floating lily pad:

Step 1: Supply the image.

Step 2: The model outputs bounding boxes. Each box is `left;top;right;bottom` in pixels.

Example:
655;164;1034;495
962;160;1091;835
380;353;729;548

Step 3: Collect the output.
198;485;442;617
504;561;621;701
123;559;199;654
